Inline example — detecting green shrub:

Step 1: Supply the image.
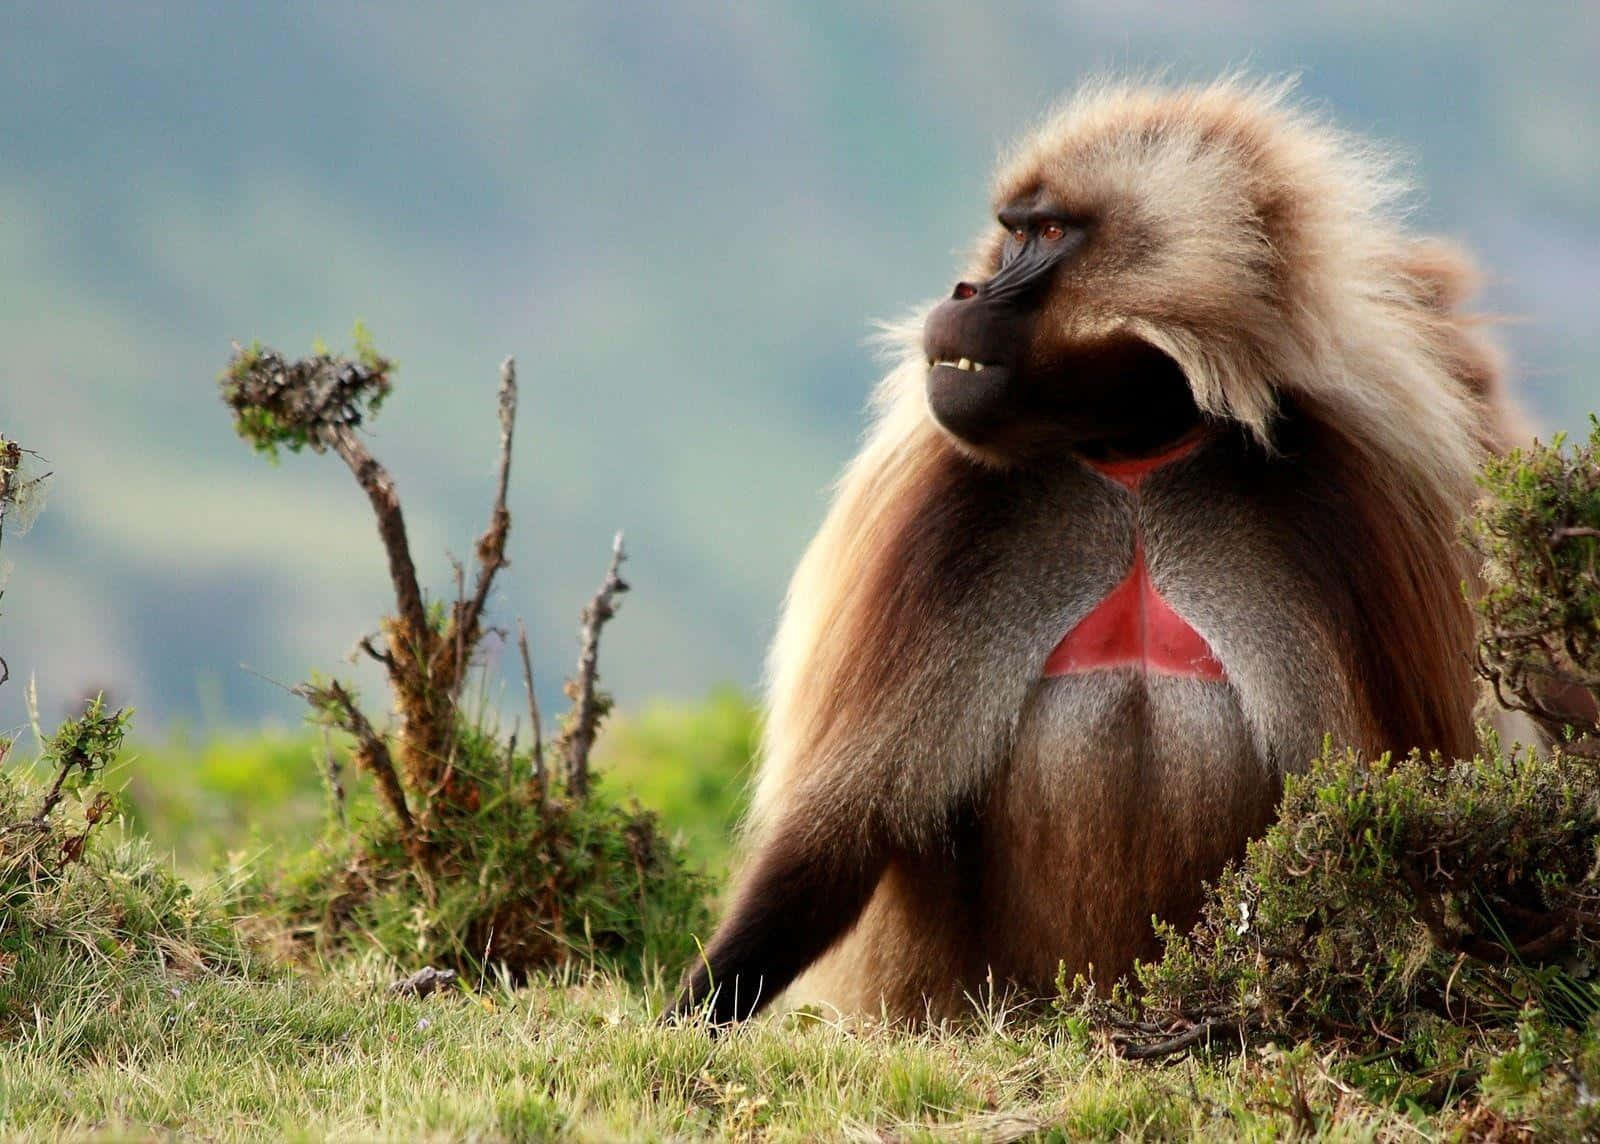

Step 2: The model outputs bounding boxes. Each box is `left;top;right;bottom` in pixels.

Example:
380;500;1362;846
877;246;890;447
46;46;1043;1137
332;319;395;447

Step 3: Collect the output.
1067;740;1600;1127
250;721;710;979
1076;740;1599;1039
0;704;256;1039
1064;427;1600;1133
218;336;711;981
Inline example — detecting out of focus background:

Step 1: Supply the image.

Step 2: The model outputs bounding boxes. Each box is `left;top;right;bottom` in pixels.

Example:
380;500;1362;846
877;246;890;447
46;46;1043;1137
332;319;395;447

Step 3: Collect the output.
5;3;1598;741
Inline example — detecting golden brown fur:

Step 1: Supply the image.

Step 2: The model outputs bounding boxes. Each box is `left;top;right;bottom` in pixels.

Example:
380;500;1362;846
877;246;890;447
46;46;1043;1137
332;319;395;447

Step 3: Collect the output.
712;77;1523;1023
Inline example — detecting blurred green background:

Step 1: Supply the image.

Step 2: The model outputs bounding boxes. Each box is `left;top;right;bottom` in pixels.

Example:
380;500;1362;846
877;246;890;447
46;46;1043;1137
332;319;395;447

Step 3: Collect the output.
3;5;1598;861
110;687;757;878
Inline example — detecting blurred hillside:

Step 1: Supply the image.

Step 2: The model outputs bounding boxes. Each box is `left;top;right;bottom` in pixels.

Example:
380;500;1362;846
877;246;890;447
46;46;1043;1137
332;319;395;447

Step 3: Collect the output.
3;2;1597;730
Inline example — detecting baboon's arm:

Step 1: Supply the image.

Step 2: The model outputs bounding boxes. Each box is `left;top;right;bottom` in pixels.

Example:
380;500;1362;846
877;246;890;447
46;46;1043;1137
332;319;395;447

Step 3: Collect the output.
670;826;886;1024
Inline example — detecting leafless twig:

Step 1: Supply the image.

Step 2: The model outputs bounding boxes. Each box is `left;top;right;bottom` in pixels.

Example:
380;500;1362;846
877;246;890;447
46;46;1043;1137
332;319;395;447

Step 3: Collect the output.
295;678;427;868
444;357;518;695
33;755;76;827
0;439;19;543
0;439;51;692
517;618;545;805
322;424;430;659
1550;527;1600;543
355;633;394;670
561;533;628;799
320;730;348;827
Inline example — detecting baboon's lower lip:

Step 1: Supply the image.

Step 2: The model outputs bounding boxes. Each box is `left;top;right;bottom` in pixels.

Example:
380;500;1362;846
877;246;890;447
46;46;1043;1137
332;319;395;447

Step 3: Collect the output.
925;361;1016;446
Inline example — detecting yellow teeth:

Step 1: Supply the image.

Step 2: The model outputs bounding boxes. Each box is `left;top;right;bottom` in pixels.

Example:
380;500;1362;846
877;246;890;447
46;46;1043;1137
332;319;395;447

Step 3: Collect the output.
930;359;987;372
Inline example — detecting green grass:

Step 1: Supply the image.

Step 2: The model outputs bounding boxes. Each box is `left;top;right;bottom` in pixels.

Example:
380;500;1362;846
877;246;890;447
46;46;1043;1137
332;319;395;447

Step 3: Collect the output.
592;686;758;878
0;961;1485;1141
7;696;1598;1140
117;729;344;871
7;959;1593;1140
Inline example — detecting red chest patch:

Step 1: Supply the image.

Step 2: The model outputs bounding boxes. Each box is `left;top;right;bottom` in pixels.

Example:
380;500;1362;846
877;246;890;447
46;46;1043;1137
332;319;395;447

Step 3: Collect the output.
1042;436;1226;682
1042;542;1226;680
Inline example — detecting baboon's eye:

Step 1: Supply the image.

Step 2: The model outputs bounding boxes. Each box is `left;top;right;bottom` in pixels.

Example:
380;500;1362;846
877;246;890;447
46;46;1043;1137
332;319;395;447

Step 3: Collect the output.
1040;221;1066;242
1011;227;1027;244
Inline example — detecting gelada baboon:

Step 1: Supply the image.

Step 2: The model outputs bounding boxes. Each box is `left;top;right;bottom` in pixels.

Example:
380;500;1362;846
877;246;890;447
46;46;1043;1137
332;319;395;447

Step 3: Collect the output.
675;77;1523;1024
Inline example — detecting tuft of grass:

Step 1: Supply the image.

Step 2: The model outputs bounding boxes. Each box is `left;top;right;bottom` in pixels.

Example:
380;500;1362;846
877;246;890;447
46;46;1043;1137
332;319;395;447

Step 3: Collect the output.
0;757;259;1043
245;720;712;984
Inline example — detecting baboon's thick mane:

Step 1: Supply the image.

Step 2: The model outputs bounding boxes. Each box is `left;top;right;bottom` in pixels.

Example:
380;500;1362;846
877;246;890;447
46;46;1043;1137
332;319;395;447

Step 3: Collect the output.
679;77;1523;1027
754;77;1506;832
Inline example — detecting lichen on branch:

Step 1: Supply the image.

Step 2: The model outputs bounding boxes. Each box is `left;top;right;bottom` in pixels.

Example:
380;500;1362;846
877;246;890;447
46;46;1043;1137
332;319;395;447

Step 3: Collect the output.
218;329;392;459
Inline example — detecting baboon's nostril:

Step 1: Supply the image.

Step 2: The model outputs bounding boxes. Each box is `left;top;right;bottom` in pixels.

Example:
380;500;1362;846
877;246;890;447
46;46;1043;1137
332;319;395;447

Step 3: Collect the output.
952;281;977;300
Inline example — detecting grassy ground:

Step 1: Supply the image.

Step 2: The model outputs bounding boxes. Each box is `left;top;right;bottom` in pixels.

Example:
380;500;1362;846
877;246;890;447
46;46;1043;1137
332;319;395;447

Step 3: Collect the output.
3;696;1594;1141
0;958;1473;1141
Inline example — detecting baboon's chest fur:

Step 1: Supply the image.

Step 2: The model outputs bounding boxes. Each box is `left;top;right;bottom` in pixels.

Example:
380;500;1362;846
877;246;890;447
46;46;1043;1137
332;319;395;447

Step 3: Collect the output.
785;447;1354;1020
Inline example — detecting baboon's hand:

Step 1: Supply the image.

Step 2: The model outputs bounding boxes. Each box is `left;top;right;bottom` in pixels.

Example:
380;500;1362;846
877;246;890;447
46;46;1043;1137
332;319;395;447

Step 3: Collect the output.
667;829;885;1026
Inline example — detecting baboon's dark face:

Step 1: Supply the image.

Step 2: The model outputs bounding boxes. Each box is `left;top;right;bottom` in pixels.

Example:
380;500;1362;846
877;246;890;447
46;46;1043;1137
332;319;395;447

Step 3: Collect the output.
922;194;1204;465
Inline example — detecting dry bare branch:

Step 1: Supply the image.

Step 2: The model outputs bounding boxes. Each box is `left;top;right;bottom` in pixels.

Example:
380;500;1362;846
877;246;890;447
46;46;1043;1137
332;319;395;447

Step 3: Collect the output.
355;633;394;670
560;532;628;799
443;356;518;695
295;677;426;866
34;756;75;827
0;439;51;570
0;439;20;532
518;617;545;804
323;423;431;657
321;731;348;827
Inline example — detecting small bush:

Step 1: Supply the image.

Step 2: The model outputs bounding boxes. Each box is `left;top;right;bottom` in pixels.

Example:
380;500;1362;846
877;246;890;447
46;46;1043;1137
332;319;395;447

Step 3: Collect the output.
0;756;255;1038
219;335;711;981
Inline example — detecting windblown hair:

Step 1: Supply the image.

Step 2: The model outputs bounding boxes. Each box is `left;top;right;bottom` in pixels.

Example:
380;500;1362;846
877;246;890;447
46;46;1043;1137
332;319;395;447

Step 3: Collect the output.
753;76;1515;845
